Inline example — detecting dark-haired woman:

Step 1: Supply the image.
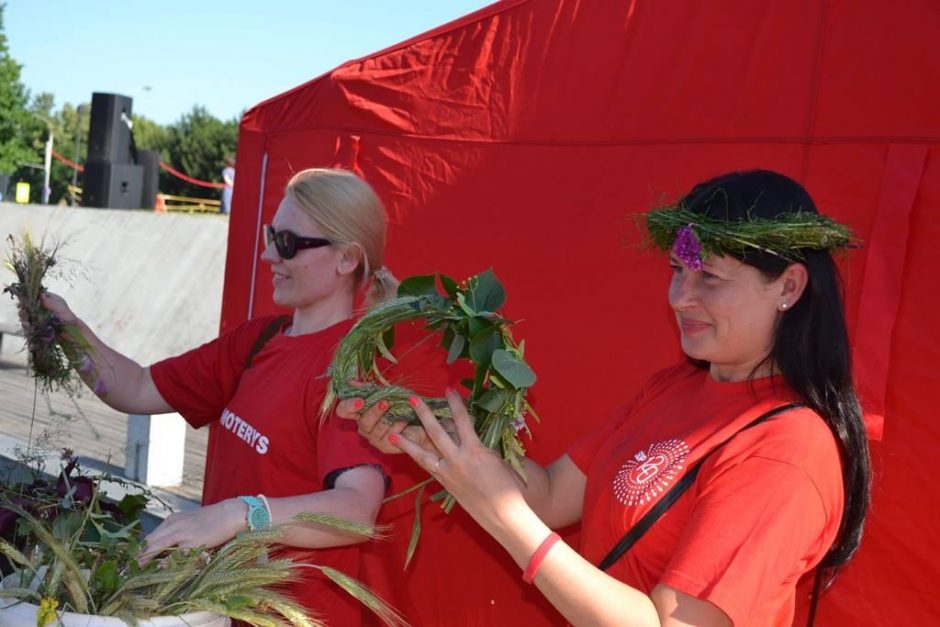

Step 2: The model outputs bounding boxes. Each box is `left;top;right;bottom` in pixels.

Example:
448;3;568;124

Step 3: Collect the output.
341;170;871;626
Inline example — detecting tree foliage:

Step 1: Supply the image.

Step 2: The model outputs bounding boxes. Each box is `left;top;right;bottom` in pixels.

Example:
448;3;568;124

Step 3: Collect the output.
0;3;39;188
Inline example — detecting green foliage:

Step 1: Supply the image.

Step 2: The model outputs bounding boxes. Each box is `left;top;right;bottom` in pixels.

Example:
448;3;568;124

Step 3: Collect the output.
0;4;40;181
322;270;539;553
0;459;401;625
163;105;238;198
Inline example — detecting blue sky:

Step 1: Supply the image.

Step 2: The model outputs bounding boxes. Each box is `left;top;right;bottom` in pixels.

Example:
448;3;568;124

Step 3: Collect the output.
6;0;494;125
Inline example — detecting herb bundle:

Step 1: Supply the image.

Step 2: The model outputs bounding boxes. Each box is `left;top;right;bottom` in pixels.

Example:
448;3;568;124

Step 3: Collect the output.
3;233;88;395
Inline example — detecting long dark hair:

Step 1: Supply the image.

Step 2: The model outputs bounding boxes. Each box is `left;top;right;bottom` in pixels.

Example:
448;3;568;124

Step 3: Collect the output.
679;169;871;574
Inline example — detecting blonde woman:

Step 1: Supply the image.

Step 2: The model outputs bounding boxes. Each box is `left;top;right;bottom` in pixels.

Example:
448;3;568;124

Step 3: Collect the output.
43;168;398;625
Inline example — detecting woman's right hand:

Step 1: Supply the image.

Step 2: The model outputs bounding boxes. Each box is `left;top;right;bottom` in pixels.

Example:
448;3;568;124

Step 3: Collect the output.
336;397;456;456
40;292;80;326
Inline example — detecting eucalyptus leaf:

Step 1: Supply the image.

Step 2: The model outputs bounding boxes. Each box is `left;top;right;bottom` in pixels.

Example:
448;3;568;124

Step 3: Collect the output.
398;274;438;297
491;349;537;388
439;274;459;299
467;316;493;339
476;388;509;413
468;325;502;367
446;333;465;365
467;269;506;313
455;292;476;317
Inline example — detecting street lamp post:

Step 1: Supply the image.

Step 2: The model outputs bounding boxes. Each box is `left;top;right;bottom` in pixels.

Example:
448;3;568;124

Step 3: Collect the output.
41;129;53;205
30;111;54;205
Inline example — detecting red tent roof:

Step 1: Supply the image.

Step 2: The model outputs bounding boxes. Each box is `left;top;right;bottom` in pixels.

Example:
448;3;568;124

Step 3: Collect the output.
224;1;940;624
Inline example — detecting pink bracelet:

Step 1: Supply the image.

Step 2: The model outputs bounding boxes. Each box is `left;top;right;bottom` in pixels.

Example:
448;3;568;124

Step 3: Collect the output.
522;532;562;584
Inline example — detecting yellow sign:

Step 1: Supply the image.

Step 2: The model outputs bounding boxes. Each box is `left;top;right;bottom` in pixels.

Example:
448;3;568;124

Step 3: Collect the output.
14;182;30;204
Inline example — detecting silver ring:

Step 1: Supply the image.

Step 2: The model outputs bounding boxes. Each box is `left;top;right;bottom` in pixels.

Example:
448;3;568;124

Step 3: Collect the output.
434;457;444;470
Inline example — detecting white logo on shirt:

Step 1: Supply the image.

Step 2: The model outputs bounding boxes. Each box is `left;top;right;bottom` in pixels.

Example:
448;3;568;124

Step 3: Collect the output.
219;408;269;454
613;439;690;506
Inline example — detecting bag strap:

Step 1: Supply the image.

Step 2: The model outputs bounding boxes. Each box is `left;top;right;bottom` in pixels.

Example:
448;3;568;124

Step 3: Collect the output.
243;315;292;372
598;402;803;571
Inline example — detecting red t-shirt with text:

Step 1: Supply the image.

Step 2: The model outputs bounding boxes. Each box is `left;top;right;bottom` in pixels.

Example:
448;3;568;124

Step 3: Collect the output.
568;361;843;626
151;316;385;626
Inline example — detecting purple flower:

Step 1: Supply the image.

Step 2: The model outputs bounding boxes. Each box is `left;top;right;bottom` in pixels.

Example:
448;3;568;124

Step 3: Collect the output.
673;225;704;271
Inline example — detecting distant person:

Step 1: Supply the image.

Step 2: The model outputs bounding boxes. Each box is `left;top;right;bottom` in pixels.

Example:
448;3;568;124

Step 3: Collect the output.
221;155;236;214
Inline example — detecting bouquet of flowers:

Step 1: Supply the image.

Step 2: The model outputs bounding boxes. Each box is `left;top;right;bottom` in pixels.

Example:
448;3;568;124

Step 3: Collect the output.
3;233;88;395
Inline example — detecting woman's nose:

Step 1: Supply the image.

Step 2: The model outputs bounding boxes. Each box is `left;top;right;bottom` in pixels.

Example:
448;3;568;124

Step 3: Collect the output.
668;274;697;310
260;241;280;264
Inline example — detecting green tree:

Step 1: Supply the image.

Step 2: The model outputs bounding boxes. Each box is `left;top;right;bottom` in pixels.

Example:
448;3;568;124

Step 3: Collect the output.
163;105;238;199
0;3;40;197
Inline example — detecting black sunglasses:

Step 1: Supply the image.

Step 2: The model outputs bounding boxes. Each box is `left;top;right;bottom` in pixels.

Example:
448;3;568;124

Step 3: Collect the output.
263;225;333;259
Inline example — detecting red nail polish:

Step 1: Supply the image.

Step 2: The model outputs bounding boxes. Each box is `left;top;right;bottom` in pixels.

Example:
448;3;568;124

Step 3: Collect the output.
377;400;389;411
352;399;364;410
408;395;420;408
388;433;400;445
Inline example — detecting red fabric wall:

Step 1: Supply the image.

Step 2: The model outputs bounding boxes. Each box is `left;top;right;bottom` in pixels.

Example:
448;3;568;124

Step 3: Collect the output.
222;1;940;624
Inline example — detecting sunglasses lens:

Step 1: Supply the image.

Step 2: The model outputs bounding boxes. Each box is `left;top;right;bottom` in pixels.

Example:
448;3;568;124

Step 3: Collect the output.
275;231;295;259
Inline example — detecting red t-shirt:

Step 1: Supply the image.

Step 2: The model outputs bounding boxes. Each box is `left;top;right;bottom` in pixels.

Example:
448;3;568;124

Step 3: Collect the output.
568;361;843;626
150;316;386;626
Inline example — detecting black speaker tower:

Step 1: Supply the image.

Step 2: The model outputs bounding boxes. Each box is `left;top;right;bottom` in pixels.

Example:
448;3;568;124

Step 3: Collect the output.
83;92;144;209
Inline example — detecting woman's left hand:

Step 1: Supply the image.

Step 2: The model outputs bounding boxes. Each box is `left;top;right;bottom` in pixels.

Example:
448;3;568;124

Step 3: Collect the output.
142;498;245;560
392;389;527;534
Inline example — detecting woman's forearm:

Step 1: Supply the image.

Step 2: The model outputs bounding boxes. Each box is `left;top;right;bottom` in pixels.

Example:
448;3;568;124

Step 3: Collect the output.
486;499;660;627
517;455;586;529
264;466;386;548
65;318;172;415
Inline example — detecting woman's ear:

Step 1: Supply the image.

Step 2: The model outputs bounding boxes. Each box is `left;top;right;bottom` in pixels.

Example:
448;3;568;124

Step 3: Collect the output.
336;243;364;277
779;263;809;310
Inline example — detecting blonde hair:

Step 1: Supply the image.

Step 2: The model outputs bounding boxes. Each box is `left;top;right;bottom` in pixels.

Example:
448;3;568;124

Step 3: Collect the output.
285;168;398;308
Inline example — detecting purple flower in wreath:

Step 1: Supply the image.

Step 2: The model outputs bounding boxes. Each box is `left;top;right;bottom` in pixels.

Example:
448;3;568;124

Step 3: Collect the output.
673;225;704;271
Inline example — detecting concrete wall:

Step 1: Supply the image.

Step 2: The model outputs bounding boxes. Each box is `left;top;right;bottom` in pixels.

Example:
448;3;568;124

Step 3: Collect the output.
0;203;227;365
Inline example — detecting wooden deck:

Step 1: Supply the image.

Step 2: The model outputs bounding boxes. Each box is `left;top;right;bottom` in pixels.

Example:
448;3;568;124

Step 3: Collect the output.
0;340;206;504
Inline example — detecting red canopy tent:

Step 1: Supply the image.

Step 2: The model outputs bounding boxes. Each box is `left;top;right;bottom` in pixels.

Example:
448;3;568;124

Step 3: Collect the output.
222;1;940;624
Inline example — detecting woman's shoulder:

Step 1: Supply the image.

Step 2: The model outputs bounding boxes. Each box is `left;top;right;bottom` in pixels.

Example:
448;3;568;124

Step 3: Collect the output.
727;405;841;482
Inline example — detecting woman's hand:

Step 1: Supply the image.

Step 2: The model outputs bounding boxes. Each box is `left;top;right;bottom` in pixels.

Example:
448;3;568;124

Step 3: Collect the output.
142;498;245;560
39;292;80;326
336;396;457;456
390;389;527;535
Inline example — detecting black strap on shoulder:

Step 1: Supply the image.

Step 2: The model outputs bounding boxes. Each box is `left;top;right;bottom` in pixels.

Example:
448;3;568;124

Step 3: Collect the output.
243;315;291;371
806;564;824;627
597;402;802;572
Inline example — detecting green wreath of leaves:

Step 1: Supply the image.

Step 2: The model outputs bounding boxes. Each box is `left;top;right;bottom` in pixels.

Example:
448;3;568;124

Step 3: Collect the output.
321;270;538;565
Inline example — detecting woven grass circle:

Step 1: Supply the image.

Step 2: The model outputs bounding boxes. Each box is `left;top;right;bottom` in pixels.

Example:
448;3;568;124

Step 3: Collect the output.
321;270;538;482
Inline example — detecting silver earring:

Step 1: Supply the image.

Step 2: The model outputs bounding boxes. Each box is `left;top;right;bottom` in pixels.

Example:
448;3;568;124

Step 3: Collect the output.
781;302;789;310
